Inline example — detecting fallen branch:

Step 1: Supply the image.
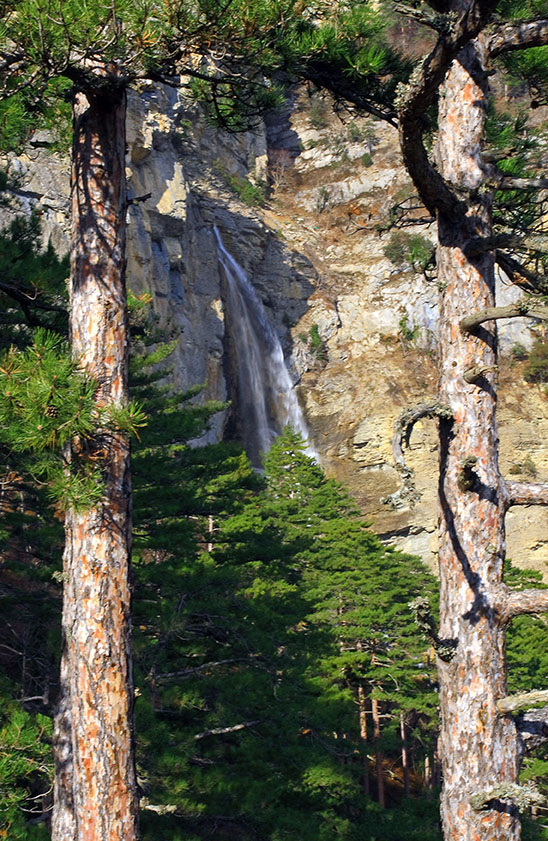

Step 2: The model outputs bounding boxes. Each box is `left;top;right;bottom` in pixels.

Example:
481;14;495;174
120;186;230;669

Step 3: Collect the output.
194;720;260;741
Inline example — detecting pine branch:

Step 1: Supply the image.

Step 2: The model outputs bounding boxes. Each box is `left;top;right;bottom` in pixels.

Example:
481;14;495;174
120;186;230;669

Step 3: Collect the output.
497;175;548;191
515;705;548;753
497;690;548;714
296;62;398;126
470;781;544;812
496;585;548;622
488;18;548;58
155;657;262;682
495;251;548;294
393;3;458;33
397;0;499;217
460;301;548;333
467;233;548;257
504;480;548;508
0;282;67;315
462;365;497;384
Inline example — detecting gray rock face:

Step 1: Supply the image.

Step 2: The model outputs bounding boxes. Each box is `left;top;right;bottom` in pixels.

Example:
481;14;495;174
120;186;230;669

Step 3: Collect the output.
5;84;548;576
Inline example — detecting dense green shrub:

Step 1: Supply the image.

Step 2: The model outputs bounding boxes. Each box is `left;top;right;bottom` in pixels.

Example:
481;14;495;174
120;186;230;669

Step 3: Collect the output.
384;231;435;272
524;338;548;383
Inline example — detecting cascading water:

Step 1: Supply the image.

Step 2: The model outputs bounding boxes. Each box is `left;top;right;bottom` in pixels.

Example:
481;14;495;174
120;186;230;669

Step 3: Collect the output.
214;226;316;466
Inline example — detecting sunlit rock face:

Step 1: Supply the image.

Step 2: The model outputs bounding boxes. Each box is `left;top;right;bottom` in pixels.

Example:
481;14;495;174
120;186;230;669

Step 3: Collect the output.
5;85;548;575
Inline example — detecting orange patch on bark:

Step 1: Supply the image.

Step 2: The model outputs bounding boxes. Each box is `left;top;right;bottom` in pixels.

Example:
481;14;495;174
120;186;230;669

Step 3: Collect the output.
463;81;477;103
87;720;98;740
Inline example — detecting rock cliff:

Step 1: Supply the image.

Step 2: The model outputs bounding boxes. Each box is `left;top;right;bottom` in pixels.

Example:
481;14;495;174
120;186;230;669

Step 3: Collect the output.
5;83;548;576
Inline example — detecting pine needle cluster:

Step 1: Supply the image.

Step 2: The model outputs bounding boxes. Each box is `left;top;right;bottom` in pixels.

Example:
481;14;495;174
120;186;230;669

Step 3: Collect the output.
0;329;146;510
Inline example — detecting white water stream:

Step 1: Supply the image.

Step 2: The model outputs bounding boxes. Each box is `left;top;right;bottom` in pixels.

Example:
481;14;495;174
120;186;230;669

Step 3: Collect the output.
214;227;315;465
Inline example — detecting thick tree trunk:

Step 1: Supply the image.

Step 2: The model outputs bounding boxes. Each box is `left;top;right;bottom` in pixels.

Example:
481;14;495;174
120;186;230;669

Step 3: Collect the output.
51;88;139;841
436;42;519;841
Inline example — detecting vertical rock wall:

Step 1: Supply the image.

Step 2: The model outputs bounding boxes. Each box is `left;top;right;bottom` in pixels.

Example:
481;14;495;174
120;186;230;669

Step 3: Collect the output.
4;85;548;576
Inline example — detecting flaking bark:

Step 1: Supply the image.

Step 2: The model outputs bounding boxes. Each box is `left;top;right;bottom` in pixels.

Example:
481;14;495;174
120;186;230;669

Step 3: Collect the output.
435;37;520;841
395;1;548;836
51;87;139;841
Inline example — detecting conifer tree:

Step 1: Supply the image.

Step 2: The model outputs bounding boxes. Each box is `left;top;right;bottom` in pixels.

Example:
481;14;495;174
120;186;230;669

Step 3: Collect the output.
262;430;439;806
0;5;326;839
263;2;548;838
146;428;438;840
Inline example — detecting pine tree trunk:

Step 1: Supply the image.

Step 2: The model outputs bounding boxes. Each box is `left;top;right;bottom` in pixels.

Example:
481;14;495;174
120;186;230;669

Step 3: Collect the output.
358;682;370;796
424;754;432;793
436;42;519;841
51;87;139;841
400;713;410;798
371;695;385;807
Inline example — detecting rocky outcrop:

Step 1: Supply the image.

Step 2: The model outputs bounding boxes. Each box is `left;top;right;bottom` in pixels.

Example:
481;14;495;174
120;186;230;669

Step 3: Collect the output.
4;84;548;577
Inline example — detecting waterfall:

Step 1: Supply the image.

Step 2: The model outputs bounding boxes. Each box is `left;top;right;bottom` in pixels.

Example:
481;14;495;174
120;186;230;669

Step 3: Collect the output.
214;226;316;466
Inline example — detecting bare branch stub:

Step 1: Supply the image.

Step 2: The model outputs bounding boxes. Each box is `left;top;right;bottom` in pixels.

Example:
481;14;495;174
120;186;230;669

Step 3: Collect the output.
493;584;548;624
462;365;497;384
497;689;548;715
504;480;548;508
488;18;548;58
409;596;458;662
470;782;544;813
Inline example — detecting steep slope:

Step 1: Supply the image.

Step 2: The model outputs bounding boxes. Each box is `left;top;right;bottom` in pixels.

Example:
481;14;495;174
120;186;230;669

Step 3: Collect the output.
3;84;548;574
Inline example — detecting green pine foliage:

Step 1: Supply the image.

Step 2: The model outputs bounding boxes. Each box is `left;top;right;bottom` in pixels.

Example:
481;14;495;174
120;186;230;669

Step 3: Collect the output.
0;211;70;837
0;682;52;840
0;329;106;510
0;1;312;137
135;426;440;840
263;429;439;753
505;561;548;695
484;105;548;285
504;563;548;839
0;211;68;347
